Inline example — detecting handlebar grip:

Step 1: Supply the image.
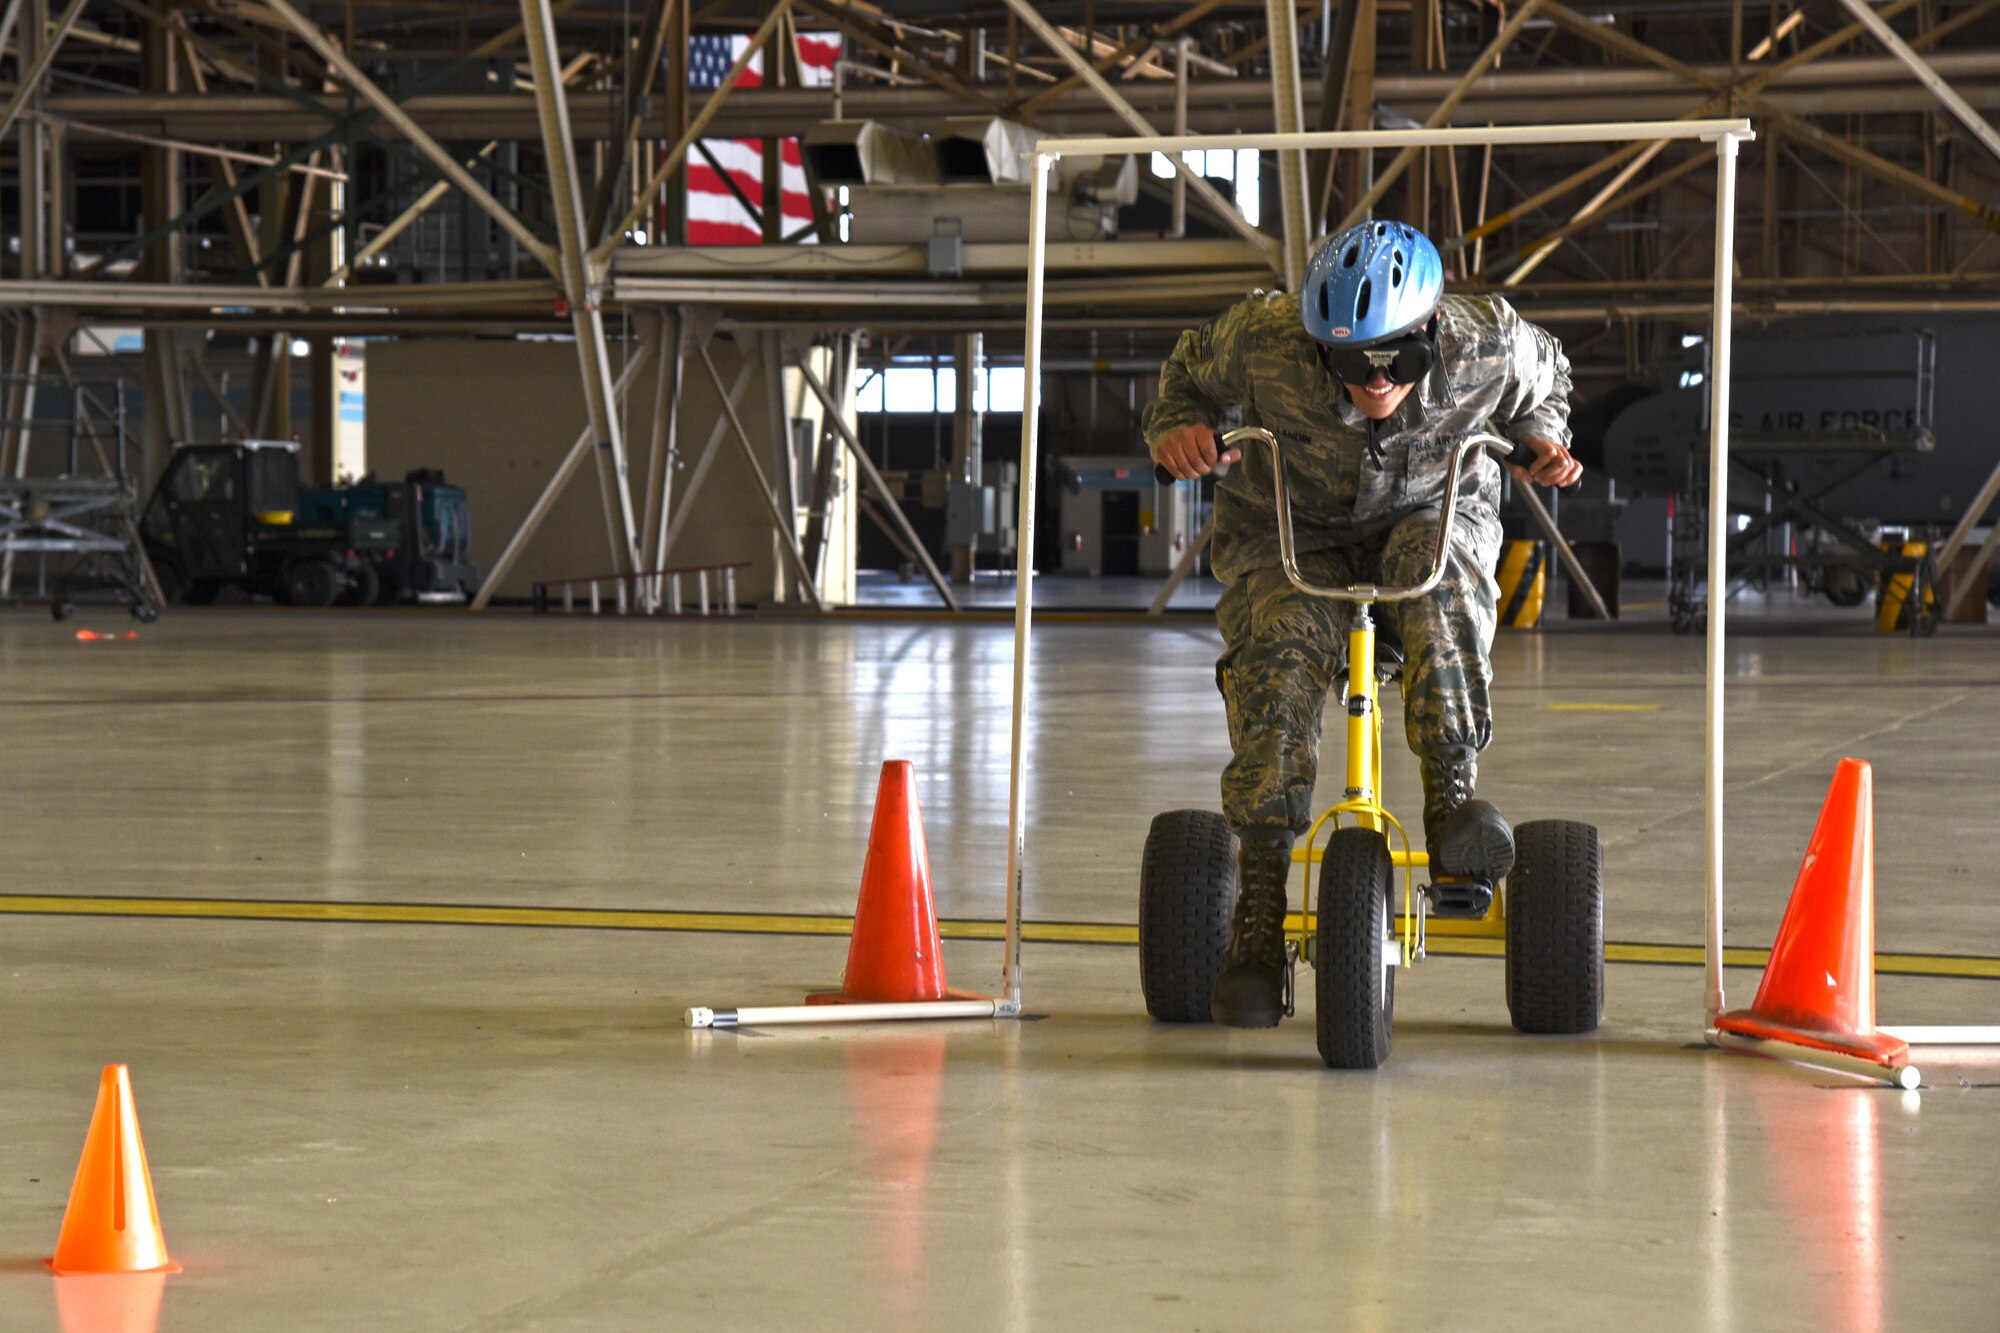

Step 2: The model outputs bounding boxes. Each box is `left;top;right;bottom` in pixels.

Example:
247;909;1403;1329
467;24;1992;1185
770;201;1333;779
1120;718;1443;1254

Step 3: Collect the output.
1153;458;1232;485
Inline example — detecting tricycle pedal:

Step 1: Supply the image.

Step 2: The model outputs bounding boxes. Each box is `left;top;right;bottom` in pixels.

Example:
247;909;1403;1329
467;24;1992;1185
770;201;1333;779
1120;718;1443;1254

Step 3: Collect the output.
1426;877;1494;920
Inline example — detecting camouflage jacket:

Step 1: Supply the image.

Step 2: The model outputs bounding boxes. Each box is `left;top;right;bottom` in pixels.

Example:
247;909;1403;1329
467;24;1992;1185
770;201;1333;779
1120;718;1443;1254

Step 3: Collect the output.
1142;291;1572;585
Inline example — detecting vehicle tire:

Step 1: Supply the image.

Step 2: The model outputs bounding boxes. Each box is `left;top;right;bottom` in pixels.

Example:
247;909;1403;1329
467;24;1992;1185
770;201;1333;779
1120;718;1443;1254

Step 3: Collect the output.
50;600;73;622
281;558;340;608
1505;820;1605;1035
1910;554;1940;637
151;561;186;606
131;600;160;624
1315;827;1395;1070
1823;565;1868;608
181;579;221;606
1138;809;1237;1024
370;565;403;606
338;562;380;608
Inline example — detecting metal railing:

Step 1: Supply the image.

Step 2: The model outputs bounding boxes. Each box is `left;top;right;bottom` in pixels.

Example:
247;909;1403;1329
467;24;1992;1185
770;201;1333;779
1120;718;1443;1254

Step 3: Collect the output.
531;561;750;617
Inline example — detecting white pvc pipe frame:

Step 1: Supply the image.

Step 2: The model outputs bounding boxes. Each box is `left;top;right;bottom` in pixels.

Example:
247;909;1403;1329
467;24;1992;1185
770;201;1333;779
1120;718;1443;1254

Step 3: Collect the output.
688;118;1757;1035
1012;120;1756;1027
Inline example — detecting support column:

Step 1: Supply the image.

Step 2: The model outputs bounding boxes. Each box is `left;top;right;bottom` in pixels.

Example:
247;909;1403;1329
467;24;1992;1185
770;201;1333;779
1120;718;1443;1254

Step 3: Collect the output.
1265;0;1311;288
520;0;644;576
139;1;185;472
949;332;983;583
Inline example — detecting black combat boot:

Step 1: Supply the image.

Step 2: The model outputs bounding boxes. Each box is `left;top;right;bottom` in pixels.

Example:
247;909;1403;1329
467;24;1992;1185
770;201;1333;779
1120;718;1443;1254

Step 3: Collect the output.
1211;828;1294;1028
1421;747;1515;916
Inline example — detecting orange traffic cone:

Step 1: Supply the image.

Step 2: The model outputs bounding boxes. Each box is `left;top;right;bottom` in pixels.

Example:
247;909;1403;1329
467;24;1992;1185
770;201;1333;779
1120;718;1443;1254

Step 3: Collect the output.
48;1065;180;1275
1714;758;1910;1075
810;761;984;1006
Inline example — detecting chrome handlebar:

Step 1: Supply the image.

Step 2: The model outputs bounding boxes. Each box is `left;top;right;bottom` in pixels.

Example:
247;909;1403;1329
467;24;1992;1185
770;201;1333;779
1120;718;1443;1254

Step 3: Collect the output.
1219;425;1516;605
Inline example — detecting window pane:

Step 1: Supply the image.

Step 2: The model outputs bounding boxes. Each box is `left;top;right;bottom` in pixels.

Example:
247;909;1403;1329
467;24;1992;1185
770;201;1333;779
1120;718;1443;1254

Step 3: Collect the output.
855;370;884;412
884;367;935;412
986;367;1025;413
1236;150;1261;227
1151;151;1174;178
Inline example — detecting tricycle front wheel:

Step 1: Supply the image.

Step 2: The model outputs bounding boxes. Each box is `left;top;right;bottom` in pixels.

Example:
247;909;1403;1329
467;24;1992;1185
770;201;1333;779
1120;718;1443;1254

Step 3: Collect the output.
1315;828;1395;1070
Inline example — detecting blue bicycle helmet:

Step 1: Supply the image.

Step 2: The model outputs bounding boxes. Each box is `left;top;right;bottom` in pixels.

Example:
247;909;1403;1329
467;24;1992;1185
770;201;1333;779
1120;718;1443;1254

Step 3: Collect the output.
1300;220;1444;346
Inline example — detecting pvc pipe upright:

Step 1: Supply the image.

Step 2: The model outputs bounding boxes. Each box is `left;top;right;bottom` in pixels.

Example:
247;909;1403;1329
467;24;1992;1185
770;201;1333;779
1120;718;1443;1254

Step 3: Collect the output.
1705;131;1742;1023
1001;152;1053;1011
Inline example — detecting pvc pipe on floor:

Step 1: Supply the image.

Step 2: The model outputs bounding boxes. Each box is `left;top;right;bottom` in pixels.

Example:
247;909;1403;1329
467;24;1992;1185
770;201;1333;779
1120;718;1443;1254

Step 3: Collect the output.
1878;1025;2000;1045
686;1000;1008;1029
1707;1028;1921;1089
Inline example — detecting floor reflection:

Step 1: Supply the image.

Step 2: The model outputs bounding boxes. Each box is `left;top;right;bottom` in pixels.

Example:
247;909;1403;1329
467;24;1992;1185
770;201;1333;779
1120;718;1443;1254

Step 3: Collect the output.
52;1272;167;1333
1745;1076;1903;1333
845;1031;948;1333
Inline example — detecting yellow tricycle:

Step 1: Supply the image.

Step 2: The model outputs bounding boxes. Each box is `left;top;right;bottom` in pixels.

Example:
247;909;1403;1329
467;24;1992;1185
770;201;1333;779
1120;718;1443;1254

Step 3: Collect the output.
1139;427;1605;1069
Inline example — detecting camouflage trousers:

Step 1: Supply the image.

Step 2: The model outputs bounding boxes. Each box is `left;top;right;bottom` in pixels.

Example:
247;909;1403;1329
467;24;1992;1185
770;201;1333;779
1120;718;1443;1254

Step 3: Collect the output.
1214;506;1501;835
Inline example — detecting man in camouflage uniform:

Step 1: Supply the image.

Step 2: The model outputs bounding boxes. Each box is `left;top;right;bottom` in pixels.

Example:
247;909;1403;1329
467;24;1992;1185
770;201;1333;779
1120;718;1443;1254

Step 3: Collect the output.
1145;220;1581;1027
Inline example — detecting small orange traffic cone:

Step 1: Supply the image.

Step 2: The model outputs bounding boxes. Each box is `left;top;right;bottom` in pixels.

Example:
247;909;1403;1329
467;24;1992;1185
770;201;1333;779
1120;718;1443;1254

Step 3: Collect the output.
1714;758;1909;1075
48;1065;180;1275
811;761;984;1006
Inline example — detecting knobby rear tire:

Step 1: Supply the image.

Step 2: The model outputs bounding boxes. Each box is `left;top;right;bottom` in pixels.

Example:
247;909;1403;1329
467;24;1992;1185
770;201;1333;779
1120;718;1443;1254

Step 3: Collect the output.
1138;810;1238;1024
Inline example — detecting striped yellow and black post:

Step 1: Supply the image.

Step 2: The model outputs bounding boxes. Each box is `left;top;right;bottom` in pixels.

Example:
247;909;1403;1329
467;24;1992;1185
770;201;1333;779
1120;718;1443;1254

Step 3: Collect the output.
1497;540;1546;628
1876;540;1935;633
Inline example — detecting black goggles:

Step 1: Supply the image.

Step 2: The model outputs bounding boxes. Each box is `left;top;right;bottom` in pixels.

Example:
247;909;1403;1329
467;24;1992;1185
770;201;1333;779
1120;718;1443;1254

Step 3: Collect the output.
1321;333;1436;387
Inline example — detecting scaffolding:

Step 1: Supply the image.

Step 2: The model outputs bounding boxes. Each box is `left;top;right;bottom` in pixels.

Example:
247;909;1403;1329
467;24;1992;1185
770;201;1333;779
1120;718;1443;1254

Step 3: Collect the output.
0;374;163;621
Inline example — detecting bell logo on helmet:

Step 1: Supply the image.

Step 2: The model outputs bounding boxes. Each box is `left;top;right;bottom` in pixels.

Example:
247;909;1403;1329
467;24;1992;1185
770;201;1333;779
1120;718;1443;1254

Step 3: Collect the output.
1332;326;1351;338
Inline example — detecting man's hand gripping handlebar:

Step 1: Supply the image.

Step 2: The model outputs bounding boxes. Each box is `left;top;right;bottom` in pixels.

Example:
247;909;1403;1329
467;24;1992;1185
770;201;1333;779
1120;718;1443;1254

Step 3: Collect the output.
1154;426;1516;604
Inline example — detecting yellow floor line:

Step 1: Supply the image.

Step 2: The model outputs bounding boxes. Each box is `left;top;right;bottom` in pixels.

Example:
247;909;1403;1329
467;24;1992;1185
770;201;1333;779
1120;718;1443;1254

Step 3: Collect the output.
3;894;1997;980
1545;703;1665;712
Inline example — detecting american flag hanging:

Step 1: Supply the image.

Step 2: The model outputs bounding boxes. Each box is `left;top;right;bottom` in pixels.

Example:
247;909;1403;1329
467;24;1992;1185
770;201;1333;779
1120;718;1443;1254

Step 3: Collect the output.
680;31;841;245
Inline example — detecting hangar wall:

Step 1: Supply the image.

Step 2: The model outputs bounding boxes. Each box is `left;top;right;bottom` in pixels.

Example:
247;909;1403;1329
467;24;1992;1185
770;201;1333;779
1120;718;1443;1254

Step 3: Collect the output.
366;337;854;604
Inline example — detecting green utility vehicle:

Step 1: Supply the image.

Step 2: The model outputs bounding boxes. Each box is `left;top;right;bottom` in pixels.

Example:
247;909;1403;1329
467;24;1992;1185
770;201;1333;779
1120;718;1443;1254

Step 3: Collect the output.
141;440;398;606
296;470;479;604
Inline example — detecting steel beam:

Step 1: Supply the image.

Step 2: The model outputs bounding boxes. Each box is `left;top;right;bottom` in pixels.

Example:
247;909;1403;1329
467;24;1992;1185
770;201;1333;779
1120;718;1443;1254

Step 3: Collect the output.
658;336;755;563
586;0;680;242
1013;0;1229;117
697;339;826;612
1333;0;1545;233
593;0;791;265
1309;0;1362;232
1500;146;1709;286
797;361;960;611
261;0;559;274
793;0;1010;120
1833;0;2000;166
798;332;851;581
1146;513;1214;615
1264;0;1310;289
0;0;87;142
1000;0;1277;266
640;306;686;584
520;0;644;578
472;335;656;612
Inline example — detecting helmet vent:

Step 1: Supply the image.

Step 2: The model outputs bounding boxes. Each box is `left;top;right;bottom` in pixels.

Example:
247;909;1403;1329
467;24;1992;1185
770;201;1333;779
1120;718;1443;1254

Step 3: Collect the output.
1342;245;1360;268
1391;250;1405;286
1317;284;1331;321
1354;278;1373;323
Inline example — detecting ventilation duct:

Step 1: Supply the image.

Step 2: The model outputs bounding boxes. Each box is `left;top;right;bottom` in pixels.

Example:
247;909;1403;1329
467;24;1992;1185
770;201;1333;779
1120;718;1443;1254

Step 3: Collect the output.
927;117;1035;185
801;120;938;187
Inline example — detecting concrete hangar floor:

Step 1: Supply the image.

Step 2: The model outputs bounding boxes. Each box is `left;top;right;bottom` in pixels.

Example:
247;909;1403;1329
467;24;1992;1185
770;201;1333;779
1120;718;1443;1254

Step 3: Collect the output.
0;595;1996;1331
